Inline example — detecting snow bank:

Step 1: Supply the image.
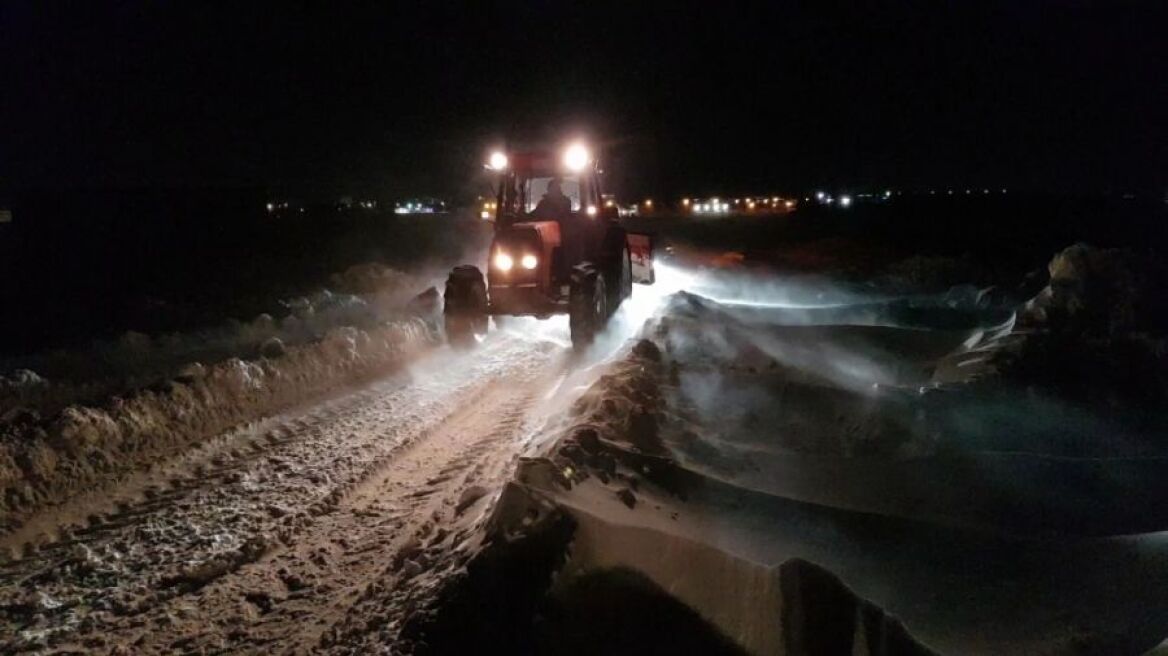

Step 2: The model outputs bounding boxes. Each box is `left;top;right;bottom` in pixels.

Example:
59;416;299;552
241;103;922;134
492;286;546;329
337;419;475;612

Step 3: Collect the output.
0;317;436;529
470;271;1168;653
471;341;934;655
0;263;435;426
1023;242;1168;336
1001;243;1168;414
563;514;934;656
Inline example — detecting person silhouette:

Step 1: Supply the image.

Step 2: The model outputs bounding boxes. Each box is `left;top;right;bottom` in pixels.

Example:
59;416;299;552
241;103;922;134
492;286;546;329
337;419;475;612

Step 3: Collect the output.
531;178;571;218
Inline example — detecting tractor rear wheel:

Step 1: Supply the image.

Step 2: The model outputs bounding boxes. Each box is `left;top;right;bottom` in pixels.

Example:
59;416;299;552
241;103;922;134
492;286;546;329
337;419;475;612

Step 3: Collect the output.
609;244;632;313
602;228;633;315
569;264;607;350
444;265;488;348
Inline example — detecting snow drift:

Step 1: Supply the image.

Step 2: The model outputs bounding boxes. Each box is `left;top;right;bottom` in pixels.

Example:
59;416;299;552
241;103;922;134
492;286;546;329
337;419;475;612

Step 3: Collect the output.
0;262;430;424
443;259;1168;655
0;261;441;536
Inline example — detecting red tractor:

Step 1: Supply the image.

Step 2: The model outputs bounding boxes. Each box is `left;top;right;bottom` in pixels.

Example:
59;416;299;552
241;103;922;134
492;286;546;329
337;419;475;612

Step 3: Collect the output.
444;142;654;349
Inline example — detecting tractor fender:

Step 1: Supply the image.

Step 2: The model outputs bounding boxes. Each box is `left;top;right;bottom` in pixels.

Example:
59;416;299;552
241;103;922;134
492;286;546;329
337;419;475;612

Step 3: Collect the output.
626;232;655;285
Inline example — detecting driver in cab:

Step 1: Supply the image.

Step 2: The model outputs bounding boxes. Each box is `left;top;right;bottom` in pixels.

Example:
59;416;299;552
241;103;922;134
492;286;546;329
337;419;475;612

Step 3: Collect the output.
530;177;572;220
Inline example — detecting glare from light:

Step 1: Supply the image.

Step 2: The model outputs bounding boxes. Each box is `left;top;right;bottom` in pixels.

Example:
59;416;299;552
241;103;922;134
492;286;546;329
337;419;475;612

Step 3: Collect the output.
521;254;538;270
266;202;274;211
839;195;853;208
815;191;826;201
563;143;590;172
488;151;508;171
480;211;490;220
784;200;795;208
586;205;598;216
747;201;756;209
493;252;513;271
682;198;691;206
644;199;653;207
605;199;615;207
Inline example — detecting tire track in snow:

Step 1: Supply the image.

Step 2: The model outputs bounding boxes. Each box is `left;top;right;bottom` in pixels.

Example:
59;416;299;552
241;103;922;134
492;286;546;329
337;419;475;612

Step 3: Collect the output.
0;333;561;654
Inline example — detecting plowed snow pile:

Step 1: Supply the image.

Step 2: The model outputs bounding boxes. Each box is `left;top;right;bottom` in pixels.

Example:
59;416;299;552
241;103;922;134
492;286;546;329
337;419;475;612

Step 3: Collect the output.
0;262;440;533
1005;242;1168;413
417;253;1168;655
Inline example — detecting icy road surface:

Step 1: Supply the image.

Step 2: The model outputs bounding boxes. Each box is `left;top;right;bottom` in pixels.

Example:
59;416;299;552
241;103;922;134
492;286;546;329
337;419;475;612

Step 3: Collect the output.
0;326;588;654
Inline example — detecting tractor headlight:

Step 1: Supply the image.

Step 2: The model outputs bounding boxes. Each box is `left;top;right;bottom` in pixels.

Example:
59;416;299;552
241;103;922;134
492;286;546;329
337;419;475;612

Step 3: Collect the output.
520;254;538;270
563;143;590;172
493;252;514;271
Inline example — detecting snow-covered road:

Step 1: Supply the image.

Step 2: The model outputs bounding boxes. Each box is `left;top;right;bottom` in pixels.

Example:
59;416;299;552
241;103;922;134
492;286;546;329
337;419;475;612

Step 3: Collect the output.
0;329;573;654
6;249;1165;655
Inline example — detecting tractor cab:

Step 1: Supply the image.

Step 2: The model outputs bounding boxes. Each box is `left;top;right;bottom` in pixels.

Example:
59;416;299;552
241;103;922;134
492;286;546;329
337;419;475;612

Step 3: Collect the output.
444;141;654;350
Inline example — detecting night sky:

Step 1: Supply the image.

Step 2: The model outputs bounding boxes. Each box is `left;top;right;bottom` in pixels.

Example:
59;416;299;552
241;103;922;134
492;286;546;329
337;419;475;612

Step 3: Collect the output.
2;1;1165;201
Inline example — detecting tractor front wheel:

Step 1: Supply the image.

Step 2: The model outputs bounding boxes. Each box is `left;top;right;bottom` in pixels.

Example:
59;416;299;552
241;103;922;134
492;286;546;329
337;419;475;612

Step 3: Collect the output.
569;264;607;350
444;265;488;348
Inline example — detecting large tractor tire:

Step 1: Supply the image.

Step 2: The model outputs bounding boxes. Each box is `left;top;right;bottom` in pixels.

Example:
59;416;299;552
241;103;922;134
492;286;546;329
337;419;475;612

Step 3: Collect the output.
569;264;607;350
603;228;633;314
444;265;488;348
610;244;633;314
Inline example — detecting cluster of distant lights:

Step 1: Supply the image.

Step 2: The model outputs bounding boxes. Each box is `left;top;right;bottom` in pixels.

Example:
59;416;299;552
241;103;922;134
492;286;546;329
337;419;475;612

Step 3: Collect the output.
395;200;444;215
682;196;795;214
813;191;850;207
266;201;305;214
805;188;1009;207
266;200;380;213
689;199;731;214
672;188;1011;213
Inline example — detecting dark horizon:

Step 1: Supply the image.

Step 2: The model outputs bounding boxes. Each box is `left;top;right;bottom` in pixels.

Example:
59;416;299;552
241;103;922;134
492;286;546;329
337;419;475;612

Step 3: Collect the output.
2;2;1166;202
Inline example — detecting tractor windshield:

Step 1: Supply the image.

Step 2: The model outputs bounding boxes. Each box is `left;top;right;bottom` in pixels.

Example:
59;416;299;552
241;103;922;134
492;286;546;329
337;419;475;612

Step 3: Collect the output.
522;176;581;214
499;173;582;218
